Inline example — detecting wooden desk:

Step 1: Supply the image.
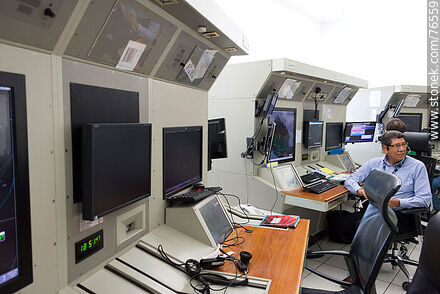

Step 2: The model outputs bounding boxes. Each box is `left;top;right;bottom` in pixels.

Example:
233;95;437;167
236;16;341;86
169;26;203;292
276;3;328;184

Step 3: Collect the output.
217;220;310;294
281;185;348;212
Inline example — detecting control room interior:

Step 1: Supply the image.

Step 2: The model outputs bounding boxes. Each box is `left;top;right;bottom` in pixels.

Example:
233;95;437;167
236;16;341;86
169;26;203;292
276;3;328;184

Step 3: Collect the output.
0;1;435;294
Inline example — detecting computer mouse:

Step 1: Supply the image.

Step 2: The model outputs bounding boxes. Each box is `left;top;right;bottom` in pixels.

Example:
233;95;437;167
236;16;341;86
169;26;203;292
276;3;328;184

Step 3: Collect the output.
193;183;205;191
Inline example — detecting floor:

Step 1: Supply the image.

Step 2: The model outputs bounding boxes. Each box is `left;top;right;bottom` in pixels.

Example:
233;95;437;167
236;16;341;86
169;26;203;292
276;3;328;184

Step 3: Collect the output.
301;236;422;293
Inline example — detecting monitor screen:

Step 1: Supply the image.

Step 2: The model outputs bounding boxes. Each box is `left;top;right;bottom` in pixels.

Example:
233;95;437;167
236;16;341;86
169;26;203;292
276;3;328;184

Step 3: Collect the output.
81;123;151;220
198;196;233;245
325;122;343;151
163;126;202;198
261;92;278;117
268;108;296;162
208;118;227;159
0;73;33;293
344;122;376;143
397;113;423;132
303;121;323;149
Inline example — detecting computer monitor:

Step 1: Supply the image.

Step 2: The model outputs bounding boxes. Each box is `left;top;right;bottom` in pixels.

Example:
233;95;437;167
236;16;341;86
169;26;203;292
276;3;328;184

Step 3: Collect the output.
303;121;324;149
81;123;152;220
163;126;203;199
325;122;344;151
166;195;234;247
208;118;227;158
397;113;423;132
344;122;376;143
267;108;296;162
0;73;33;293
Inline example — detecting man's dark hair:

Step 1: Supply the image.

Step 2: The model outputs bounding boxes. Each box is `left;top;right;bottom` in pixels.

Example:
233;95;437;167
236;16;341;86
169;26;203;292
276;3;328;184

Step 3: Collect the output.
385;118;408;133
381;130;405;146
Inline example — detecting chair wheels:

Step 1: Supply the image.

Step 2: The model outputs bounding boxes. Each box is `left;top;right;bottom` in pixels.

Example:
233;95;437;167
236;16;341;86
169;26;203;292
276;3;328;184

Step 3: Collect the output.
402;281;411;291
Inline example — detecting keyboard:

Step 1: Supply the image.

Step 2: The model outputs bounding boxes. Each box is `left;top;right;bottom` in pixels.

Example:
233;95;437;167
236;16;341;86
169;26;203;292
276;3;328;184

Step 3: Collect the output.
305;181;338;194
301;172;326;184
167;187;222;203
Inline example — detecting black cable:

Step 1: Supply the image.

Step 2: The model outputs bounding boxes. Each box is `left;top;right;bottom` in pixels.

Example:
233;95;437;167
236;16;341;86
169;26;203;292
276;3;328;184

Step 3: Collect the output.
269;164;279;215
218;192;251;225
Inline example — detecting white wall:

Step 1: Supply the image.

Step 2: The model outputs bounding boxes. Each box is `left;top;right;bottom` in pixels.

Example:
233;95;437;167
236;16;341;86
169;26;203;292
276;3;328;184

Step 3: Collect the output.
213;0;426;87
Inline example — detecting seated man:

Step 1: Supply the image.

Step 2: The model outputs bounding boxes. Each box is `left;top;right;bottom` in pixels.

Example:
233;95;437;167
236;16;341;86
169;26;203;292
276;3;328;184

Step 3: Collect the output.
385;118;407;133
345;131;431;228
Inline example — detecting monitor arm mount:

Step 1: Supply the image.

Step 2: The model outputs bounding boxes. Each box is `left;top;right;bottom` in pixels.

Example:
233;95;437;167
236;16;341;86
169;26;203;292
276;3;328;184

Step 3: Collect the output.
313;87;321;120
376;103;393;125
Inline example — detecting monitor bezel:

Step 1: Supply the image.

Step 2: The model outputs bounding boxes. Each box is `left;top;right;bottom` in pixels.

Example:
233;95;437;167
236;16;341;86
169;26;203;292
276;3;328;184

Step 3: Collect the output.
0;71;33;293
163;126;203;199
208;118;227;159
325;122;344;151
397;113;423;132
267;107;296;163
344;121;377;143
304;121;324;149
81;123;152;220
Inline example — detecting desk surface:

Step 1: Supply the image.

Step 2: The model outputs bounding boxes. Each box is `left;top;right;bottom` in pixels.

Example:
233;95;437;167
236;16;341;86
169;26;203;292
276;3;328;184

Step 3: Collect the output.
281;185;348;202
217;220;310;294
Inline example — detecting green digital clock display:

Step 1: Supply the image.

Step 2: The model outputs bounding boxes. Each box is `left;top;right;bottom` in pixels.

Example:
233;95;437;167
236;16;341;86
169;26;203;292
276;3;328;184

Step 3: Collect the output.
75;230;104;263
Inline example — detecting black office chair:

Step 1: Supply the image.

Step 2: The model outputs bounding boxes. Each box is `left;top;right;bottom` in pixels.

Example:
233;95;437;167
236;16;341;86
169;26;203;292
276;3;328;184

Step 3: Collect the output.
302;169;401;294
407;213;440;293
382;133;436;290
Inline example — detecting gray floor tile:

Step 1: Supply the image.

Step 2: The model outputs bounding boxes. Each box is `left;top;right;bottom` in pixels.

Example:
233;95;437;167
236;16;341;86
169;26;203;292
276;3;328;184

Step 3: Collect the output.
306;259;322;270
391;263;417;287
302;268;311;279
377;262;399;283
384;283;407;294
317;239;347;250
307;244;332;264
375;279;390;294
325;255;347;270
301;264;348;291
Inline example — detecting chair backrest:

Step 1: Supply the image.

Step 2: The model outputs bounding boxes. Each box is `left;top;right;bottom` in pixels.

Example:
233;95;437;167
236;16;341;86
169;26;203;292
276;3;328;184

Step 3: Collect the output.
348;169;401;293
404;131;431;156
408;213;440;293
409;154;436;189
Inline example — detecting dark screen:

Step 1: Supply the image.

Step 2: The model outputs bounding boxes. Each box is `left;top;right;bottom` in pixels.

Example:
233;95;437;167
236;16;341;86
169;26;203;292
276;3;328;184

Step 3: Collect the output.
198;197;233;244
397;113;423;132
81;124;151;220
304;121;323;148
163;126;202;198
0;71;32;294
268;108;296;162
70;83;139;202
0;87;19;285
208;118;227;159
325;122;343;151
344;122;376;143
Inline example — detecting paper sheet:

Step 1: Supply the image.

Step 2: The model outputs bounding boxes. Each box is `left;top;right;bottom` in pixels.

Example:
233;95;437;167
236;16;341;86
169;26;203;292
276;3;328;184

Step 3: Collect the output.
333;87;352;104
116;40;146;71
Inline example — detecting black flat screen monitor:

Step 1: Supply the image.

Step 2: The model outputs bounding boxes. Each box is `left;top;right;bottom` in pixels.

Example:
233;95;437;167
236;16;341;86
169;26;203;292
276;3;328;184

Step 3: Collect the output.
81;123;151;220
325;122;344;151
0;73;33;293
163;126;202;199
397;113;423;132
208;118;227;159
268;108;296;162
344;122;376;143
303;121;323;149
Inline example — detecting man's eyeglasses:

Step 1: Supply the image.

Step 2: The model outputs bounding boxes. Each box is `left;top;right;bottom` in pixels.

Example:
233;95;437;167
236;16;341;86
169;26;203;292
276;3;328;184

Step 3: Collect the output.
387;142;408;148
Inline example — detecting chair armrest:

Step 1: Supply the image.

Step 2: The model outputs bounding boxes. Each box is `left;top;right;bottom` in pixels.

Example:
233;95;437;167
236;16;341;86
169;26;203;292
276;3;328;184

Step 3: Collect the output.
305;265;352;287
399;207;428;215
307;250;349;257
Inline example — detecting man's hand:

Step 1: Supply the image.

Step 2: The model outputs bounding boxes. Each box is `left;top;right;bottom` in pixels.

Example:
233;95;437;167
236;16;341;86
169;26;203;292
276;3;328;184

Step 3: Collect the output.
357;188;367;199
388;198;400;208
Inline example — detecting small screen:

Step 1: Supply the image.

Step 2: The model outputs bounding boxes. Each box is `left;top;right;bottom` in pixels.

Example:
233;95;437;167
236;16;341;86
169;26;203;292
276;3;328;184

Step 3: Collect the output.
75;230;104;264
163;126;202;198
81;123;151;220
208;118;227;159
0;87;19;285
268;108;296;162
198;197;233;245
325;122;343;151
304;121;323;149
397;113;423;132
344;122;376;143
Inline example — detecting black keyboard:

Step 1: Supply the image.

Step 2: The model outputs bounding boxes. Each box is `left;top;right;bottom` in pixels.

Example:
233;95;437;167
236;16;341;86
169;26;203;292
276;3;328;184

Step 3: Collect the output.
306;181;338;194
301;172;326;184
168;187;222;203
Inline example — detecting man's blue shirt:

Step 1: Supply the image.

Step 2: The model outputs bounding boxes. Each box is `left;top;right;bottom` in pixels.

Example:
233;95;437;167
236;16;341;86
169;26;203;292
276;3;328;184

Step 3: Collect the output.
345;155;431;209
